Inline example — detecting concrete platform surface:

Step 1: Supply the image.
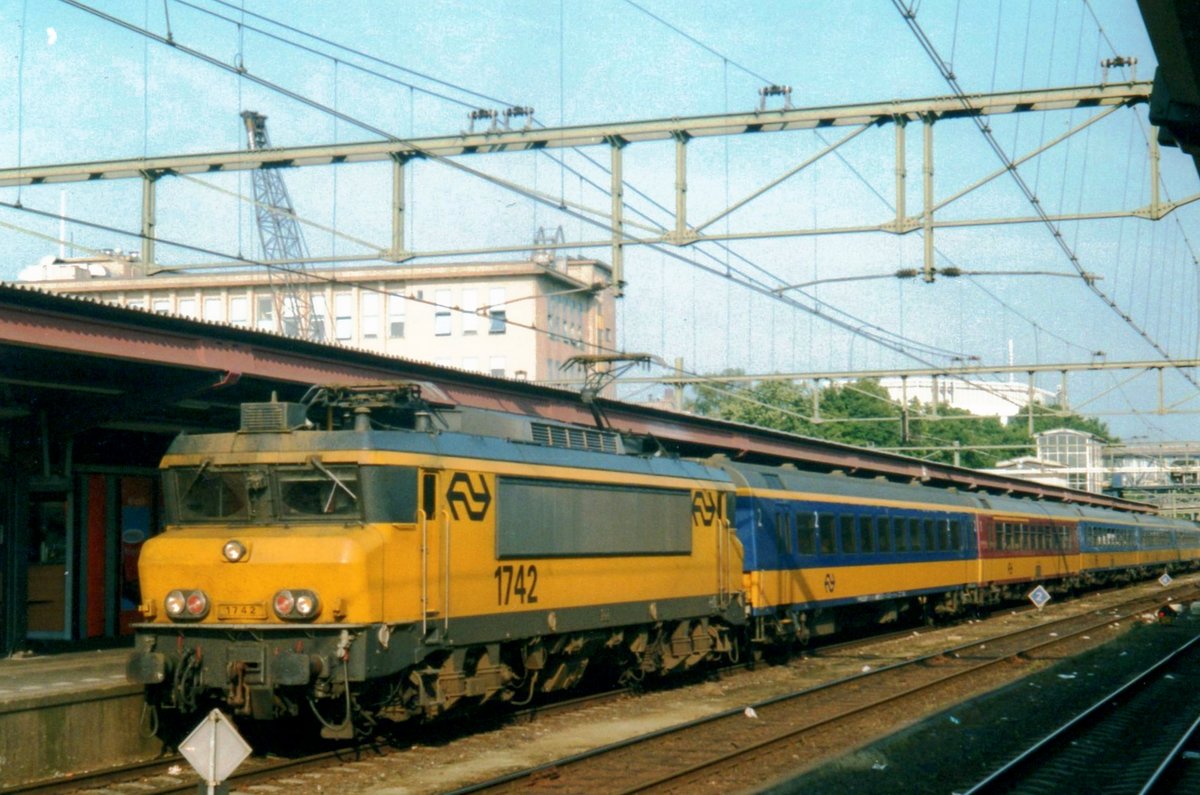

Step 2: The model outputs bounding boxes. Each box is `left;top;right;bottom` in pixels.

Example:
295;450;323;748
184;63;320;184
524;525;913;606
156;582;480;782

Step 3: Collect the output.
0;647;162;789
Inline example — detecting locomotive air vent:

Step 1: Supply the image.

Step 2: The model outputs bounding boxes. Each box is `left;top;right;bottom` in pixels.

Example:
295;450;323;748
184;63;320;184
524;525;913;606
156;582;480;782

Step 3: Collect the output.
240;402;309;433
530;422;619;453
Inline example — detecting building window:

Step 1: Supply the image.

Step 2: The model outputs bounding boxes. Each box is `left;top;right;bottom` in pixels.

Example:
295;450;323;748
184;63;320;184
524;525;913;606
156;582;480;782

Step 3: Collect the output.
489;356;506;378
179;297;198;318
334;292;353;341
388;294;405;338
152;298;171;315
463;357;479;371
127;299;145;311
280;295;301;337
434;289;452;336
257;296;274;331
203;296;224;322
309;293;328;341
362;291;381;340
461;289;478;335
230;296;249;326
488;287;506;334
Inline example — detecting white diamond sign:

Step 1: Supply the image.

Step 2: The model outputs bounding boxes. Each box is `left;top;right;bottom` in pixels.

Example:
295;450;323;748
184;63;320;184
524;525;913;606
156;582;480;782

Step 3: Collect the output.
1160;573;1173;587
179;708;252;788
1028;585;1051;610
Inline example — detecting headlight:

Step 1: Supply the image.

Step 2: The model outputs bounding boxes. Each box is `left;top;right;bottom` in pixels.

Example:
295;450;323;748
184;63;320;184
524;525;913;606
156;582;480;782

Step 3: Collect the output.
222;540;247;562
185;591;209;617
295;593;318;617
165;590;186;616
165;589;209;620
274;590;295;617
274;589;320;620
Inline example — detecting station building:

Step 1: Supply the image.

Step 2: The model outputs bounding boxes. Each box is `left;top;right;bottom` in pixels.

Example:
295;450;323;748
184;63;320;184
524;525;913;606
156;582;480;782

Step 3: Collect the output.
19;251;616;384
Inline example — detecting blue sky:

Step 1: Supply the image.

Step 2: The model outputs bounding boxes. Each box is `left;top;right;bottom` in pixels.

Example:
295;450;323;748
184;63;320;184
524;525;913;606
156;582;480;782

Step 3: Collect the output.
2;1;1199;443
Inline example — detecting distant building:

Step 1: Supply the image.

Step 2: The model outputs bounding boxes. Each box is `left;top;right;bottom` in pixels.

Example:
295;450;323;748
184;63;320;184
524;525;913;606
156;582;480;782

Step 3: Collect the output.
983;428;1106;493
877;376;1056;422
19;252;616;385
1036;428;1105;492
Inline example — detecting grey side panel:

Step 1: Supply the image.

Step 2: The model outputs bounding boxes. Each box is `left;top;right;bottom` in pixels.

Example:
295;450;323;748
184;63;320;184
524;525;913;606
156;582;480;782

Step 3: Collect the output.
496;477;693;557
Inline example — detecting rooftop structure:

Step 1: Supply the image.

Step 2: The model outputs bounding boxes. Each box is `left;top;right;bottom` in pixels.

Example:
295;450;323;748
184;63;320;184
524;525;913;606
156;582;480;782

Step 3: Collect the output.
19;253;616;386
876;376;1056;423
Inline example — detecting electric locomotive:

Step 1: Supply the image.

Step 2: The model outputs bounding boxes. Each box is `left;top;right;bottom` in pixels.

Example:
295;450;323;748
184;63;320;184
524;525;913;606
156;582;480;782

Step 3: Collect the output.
127;384;744;737
128;383;1200;738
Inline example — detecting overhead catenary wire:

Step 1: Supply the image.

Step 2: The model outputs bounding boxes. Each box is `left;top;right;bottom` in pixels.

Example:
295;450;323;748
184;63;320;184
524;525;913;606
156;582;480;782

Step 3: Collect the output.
893;0;1200;396
53;0;971;373
180;0;974;365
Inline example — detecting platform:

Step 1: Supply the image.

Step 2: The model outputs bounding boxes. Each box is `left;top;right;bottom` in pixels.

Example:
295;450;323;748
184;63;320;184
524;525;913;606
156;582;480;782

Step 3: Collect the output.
0;647;161;789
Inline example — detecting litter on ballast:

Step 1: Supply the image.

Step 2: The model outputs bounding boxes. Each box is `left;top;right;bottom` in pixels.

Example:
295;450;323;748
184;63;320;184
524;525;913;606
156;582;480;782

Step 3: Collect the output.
744;706;759;719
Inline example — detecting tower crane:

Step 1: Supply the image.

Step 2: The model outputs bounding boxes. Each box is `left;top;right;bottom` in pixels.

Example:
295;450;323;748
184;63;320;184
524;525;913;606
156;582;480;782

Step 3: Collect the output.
241;110;322;340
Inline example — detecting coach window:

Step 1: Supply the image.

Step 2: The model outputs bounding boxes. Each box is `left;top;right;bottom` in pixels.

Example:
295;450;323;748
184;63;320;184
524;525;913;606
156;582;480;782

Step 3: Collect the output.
893;517;907;551
860;517;875;553
818;514;836;554
775;512;794;555
875;516;892;552
922;519;937;551
908;518;922;551
942;519;956;551
839;515;857;554
796;512;816;555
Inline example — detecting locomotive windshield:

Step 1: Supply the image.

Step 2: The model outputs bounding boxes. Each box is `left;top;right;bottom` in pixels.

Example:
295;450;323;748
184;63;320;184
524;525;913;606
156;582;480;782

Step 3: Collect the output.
168;459;361;524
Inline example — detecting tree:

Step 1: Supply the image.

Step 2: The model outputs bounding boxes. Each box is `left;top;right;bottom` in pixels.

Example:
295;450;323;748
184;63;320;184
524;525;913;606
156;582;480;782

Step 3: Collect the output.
686;376;1118;467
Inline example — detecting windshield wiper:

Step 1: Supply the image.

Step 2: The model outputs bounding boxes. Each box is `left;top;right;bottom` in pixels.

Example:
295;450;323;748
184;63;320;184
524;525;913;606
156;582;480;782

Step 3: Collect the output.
308;456;358;512
180;458;212;500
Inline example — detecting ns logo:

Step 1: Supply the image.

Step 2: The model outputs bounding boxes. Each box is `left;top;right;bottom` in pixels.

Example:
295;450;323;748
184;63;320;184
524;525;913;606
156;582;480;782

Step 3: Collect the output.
445;472;492;521
691;490;724;527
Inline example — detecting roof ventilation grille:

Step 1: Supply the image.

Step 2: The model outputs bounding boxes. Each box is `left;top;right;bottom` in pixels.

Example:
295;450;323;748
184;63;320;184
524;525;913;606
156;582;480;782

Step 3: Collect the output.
241;402;308;433
531;422;619;453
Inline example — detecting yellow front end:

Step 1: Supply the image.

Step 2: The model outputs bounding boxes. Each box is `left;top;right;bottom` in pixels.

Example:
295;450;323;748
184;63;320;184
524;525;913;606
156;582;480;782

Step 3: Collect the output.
137;523;393;627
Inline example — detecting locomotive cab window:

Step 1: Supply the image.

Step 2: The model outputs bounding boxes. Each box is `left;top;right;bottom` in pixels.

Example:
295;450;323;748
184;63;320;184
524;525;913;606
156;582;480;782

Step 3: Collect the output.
421;472;438;518
278;464;358;519
174;465;249;521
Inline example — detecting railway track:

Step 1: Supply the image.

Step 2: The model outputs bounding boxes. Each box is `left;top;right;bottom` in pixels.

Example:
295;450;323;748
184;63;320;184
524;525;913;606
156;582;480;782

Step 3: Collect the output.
962;630;1200;794
447;588;1200;794
7;678;650;795
15;584;1195;795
